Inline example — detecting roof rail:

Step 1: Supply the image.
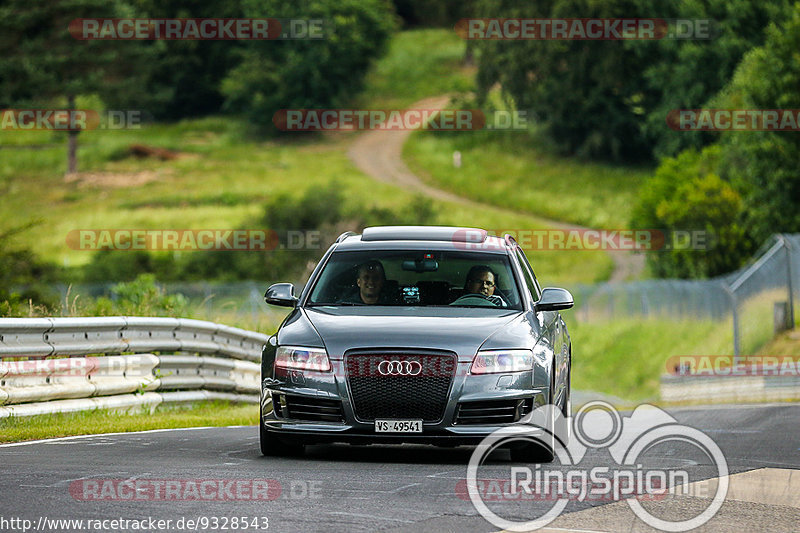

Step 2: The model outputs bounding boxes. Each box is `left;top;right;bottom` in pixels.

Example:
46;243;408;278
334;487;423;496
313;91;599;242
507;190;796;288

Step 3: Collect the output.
335;231;359;243
503;233;517;248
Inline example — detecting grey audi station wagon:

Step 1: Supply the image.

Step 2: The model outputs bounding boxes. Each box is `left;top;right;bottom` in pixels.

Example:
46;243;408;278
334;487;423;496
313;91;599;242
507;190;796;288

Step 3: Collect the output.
260;226;573;461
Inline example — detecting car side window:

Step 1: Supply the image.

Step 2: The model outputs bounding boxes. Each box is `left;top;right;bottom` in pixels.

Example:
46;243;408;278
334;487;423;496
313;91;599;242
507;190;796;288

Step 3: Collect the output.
514;248;541;300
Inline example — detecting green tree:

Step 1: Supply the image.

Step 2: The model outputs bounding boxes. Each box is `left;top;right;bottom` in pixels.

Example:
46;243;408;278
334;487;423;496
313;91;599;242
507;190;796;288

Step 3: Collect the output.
221;0;396;131
474;0;655;161
105;0;247;120
633;0;791;159
714;4;800;244
473;0;790;161
0;0;146;174
631;146;750;278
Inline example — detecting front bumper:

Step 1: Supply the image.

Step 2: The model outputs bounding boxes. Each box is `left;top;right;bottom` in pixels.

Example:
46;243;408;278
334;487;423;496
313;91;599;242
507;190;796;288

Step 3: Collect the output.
260;362;550;446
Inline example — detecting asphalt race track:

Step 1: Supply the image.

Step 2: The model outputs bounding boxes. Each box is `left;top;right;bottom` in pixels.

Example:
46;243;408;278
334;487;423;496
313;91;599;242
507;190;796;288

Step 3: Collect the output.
1;403;798;533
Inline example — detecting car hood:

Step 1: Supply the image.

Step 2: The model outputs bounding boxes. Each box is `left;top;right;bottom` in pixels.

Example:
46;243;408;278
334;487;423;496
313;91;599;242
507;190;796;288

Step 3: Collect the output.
301;306;534;362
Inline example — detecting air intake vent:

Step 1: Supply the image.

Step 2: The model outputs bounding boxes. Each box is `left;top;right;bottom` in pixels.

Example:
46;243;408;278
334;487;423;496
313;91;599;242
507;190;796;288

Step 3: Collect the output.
455;398;533;425
273;394;344;423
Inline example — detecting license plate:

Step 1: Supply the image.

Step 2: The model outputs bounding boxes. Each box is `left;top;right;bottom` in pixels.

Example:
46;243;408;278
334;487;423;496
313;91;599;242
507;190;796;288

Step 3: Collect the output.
374;419;423;433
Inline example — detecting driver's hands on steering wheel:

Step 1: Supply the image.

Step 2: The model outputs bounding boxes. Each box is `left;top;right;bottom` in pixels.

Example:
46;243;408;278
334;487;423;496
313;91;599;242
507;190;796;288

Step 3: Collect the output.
451;293;507;307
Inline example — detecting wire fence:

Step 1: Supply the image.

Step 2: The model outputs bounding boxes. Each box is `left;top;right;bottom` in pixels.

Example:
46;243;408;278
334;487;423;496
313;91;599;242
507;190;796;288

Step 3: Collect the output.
569;234;798;356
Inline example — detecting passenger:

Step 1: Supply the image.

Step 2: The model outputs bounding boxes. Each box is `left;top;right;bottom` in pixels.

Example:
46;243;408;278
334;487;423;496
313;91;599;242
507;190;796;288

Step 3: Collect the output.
463;265;507;307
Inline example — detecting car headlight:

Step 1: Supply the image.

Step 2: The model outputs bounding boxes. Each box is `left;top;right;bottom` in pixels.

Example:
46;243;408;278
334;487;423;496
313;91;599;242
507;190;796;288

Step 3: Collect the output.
470;349;534;374
275;346;331;372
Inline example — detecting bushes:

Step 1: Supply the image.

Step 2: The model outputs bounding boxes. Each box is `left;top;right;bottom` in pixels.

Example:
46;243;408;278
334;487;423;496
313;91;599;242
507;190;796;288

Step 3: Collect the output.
472;0;791;162
0;228;61;316
632;4;800;278
97;274;188;317
80;183;437;284
631;146;751;278
713;6;800;245
221;0;396;131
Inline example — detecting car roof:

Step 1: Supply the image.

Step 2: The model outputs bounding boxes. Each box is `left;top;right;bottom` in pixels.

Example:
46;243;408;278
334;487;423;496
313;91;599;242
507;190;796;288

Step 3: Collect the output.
333;226;511;253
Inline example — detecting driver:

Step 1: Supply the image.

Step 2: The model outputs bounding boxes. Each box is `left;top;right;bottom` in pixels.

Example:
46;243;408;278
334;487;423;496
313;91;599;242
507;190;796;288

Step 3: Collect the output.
340;260;392;304
463;265;507;307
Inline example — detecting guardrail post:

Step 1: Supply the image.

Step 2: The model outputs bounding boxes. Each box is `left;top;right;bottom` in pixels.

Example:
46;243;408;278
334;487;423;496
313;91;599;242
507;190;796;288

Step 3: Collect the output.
725;285;740;360
782;235;795;328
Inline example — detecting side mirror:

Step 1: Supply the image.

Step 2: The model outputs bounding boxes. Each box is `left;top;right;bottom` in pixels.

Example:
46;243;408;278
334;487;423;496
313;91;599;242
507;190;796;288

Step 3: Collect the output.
265;283;298;307
535;287;574;312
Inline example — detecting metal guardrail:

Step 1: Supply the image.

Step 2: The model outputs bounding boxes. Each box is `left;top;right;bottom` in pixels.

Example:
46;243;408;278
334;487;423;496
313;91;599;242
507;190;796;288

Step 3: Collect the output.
660;373;800;404
0;317;267;417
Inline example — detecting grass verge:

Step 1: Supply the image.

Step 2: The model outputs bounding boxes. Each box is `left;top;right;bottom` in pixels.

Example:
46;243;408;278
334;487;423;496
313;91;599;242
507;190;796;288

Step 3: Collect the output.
567;316;734;402
0;401;257;444
357;28;474;109
405;129;653;230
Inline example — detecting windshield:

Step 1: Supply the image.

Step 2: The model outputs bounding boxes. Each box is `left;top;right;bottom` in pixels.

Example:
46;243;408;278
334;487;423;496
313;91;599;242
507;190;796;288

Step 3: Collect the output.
307;250;522;309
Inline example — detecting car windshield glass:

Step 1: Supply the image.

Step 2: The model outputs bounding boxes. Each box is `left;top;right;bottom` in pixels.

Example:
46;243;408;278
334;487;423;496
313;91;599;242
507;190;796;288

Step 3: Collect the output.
307;250;522;309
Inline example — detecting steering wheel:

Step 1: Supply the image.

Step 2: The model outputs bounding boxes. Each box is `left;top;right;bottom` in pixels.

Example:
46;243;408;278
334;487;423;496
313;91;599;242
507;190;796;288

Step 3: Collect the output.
449;293;502;307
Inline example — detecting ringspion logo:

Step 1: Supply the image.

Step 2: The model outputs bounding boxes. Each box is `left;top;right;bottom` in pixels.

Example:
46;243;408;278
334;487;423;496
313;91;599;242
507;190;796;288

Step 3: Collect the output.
466;402;728;531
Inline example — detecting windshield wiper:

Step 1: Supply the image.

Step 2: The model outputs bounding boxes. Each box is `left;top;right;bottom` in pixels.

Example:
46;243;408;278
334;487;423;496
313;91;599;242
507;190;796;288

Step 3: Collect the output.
308;302;367;306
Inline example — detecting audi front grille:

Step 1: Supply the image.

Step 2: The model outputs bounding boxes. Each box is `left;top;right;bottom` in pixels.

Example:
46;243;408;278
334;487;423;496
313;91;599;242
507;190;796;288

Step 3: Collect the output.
345;353;457;423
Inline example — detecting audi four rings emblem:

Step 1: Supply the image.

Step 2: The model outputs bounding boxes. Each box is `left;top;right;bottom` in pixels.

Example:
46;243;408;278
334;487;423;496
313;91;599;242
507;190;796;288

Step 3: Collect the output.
378;360;422;376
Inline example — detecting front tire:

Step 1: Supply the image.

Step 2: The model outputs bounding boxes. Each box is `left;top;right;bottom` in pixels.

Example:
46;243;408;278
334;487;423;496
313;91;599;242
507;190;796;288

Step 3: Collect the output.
509;438;555;463
260;416;305;457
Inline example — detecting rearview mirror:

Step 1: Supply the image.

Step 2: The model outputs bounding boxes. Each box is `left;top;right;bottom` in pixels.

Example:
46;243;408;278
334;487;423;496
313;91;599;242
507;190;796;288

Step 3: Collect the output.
535;287;574;312
402;259;438;272
265;283;298;307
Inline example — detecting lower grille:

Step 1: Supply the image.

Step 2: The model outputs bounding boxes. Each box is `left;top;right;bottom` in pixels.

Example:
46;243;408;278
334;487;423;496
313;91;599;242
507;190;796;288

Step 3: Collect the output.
273;393;344;423
455;398;533;425
346;353;456;422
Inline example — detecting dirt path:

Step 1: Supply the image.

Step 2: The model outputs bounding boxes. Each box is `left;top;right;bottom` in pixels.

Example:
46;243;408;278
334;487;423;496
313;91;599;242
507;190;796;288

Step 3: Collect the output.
347;96;644;282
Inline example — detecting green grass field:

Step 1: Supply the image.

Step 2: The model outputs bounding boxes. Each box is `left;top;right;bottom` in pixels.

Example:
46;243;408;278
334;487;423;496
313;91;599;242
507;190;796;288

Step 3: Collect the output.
567;316;734;401
0;401;257;444
356;29;475;109
404;130;654;230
